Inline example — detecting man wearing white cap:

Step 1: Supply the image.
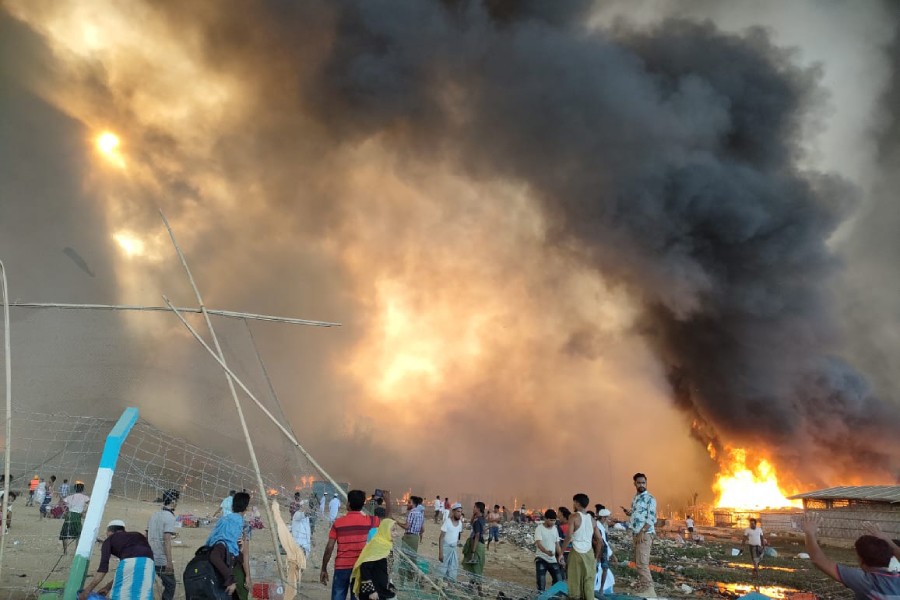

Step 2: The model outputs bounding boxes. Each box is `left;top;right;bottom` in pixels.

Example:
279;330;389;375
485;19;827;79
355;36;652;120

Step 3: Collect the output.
439;503;464;581
595;506;617;595
328;492;341;524
78;520;155;600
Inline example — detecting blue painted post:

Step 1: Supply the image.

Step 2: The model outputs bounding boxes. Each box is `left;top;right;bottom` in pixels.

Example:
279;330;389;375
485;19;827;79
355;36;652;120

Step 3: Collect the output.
63;408;139;600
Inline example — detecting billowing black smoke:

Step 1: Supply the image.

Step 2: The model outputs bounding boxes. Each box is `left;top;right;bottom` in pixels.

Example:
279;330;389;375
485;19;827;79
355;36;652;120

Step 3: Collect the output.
293;1;900;479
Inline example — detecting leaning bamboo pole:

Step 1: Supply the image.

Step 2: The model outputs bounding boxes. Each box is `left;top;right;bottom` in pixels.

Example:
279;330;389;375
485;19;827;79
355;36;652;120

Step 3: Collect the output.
159;211;288;581
10;302;340;328
0;261;12;581
163;297;452;600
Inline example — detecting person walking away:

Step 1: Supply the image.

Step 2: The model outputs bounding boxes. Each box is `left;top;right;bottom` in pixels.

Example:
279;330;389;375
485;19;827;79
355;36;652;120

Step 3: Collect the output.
320;493;327;516
329;493;341;525
147;489;179;600
292;507;312;556
686;514;695;539
534;509;562;591
487;505;502;551
321;490;379;600
802;514;900;599
439;503;464;581
395;495;425;585
352;519;398;600
501;506;509;523
26;475;39;507
743;518;766;576
622;473;657;596
433;495;443;524
40;476;56;520
79;520;154;600
560;493;603;600
60;482;90;554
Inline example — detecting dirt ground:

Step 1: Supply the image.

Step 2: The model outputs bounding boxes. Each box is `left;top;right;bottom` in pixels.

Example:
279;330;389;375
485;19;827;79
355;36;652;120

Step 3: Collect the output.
0;501;861;600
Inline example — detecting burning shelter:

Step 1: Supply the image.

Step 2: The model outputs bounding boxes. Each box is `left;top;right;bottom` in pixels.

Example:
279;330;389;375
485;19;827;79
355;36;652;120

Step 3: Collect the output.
788;485;900;540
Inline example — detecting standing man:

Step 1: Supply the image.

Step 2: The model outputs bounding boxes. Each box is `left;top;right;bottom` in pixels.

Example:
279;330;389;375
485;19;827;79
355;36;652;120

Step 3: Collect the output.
596;508;617;594
58;479;70;500
487;505;502;551
743;518;766;575
39;476;56;520
147;489;179;600
559;493;603;600
622;473;657;596
396;496;426;584
433;495;443;524
534;509;563;591
439;503;464;581
321;490;379;600
289;492;303;519
686;514;695;540
328;493;341;525
462;502;487;595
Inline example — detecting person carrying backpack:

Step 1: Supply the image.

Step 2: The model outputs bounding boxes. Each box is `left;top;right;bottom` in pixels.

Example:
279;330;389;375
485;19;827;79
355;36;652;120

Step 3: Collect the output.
184;491;250;599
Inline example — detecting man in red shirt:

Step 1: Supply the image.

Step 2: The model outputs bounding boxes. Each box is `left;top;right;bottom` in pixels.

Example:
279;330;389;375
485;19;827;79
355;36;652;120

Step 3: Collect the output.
321;490;379;600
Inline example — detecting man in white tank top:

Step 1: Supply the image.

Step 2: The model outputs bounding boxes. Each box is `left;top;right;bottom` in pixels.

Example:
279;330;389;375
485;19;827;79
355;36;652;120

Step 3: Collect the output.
560;493;604;600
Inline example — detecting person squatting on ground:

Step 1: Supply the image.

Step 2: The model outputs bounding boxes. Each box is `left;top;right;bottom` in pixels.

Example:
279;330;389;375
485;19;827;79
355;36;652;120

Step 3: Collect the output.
439;503;464;581
79;520;155;600
321;489;380;600
60;482;90;555
534;508;563;591
204;491;252;599
802;514;900;600
623;472;657;596
147;489;179;600
560;493;604;600
743;517;767;576
353;519;398;600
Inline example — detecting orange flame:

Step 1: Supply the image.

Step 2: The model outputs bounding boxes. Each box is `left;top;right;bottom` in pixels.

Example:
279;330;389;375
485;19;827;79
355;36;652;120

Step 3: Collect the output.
267;487;279;496
712;447;801;510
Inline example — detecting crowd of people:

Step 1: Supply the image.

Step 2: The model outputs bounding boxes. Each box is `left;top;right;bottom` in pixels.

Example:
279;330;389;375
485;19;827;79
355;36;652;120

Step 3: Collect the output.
5;470;898;600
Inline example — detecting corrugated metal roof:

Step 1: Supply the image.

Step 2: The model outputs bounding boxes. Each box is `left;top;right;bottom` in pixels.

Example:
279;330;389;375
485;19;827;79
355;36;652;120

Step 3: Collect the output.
788;485;900;503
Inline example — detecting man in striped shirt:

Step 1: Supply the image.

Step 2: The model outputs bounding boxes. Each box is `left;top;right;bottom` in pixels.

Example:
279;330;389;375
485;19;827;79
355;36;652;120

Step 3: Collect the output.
397;496;426;584
321;490;379;600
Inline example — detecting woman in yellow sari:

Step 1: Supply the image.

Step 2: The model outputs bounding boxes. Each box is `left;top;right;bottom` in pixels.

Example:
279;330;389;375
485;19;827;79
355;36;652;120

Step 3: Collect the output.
352;519;398;600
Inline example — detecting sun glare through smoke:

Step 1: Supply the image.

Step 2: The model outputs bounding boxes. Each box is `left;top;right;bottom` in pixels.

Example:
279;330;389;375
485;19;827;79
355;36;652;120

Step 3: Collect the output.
95;131;125;168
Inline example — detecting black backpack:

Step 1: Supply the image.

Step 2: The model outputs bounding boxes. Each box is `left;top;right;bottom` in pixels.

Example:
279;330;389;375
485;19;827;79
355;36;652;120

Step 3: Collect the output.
183;545;232;600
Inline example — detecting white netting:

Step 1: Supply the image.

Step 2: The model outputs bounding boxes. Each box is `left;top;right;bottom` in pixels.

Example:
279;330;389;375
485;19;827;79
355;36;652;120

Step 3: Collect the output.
0;306;335;599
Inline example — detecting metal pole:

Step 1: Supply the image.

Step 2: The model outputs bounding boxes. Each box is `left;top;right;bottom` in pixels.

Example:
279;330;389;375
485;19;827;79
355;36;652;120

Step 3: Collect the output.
0;261;11;581
159;210;287;581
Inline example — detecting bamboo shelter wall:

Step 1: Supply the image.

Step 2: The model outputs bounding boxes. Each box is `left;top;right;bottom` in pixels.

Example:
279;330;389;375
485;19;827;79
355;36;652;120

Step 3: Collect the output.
802;499;900;540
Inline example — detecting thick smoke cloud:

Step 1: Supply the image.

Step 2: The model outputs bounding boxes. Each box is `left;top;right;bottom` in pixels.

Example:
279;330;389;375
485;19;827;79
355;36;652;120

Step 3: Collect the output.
2;0;898;508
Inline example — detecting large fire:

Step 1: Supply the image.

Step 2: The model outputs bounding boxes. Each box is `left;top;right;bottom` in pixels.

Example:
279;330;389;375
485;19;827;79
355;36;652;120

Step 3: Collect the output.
712;447;801;510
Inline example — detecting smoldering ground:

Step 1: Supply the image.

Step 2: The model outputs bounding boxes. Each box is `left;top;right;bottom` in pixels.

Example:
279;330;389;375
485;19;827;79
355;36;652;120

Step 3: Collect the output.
1;1;898;506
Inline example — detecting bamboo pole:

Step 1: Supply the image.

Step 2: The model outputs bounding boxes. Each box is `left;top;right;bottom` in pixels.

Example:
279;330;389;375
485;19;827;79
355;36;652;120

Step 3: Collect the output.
10;302;340;327
163;298;451;600
0;261;11;581
159;211;288;581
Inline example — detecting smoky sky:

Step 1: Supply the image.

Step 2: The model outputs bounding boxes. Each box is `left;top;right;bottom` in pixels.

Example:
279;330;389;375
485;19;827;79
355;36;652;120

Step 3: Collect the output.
2;0;899;508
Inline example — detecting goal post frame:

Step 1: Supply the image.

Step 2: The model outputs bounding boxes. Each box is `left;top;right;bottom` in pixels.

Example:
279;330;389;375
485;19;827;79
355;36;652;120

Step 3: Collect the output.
63;407;140;600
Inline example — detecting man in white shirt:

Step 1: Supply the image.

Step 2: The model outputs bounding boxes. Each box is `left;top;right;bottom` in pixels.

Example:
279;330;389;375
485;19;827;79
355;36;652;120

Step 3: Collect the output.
743;518;766;575
534;508;562;591
146;490;179;600
328;493;341;524
439;503;464;581
433;495;443;524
